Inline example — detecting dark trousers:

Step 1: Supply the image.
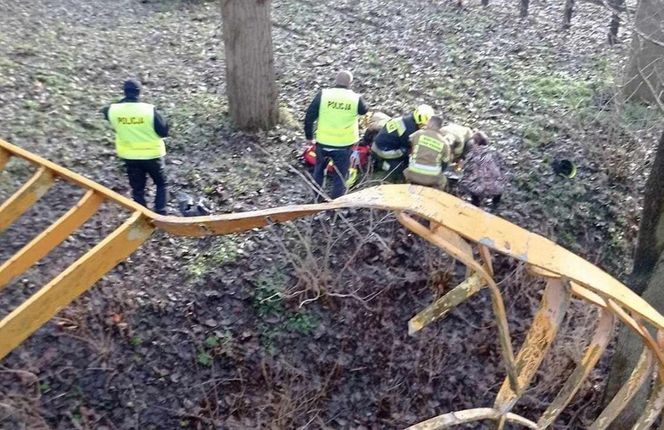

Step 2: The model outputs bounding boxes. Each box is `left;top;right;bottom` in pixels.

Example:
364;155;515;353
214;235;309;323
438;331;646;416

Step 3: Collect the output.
124;158;168;214
373;155;408;182
471;193;501;208
313;145;351;200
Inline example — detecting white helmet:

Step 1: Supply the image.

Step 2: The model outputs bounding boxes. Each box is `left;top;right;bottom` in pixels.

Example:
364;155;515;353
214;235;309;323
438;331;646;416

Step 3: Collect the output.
414;104;435;125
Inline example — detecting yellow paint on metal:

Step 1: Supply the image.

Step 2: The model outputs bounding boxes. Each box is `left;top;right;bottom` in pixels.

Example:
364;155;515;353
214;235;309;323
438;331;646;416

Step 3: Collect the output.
607;300;664;383
0;166;55;233
0;139;148;215
478;244;494;276
493;279;570;415
397;212;520;394
0;190;104;289
3;139;664;428
0;148;10;172
633;380;664;430
589;348;654;430
408;273;485;334
406;407;538;430
0;212;154;361
537;309;615;428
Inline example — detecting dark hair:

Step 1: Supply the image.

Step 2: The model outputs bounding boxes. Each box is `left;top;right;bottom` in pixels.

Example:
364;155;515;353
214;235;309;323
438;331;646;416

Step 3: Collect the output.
428;115;443;128
470;131;489;146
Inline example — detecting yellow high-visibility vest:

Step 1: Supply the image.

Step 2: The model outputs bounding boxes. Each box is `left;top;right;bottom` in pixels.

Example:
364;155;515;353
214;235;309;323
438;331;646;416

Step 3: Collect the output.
315;88;360;146
108;102;165;159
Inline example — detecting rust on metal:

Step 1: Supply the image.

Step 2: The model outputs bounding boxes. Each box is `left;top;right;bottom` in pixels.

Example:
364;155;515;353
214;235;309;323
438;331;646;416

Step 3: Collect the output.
590;348;654;430
493;278;570;415
408;273;485;334
3;138;664;428
537;309;615;428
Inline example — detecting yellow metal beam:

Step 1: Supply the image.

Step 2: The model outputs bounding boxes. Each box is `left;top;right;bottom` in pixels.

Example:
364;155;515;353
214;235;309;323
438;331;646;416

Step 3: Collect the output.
4;140;664;427
0;190;104;289
405;407;538;429
408;273;485;334
537;309;615;428
633;380;664;430
493;279;570;414
0;147;10;172
0;212;153;361
590;348;653;429
0;139;146;215
397;212;520;394
330;185;664;330
0;166;55;233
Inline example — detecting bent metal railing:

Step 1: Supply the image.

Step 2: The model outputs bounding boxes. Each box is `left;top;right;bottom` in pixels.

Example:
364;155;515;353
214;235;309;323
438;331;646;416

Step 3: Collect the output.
1;138;663;429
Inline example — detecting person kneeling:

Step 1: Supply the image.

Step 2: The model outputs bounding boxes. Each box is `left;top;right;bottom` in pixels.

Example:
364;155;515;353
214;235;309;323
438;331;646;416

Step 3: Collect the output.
403;115;451;190
371;104;434;180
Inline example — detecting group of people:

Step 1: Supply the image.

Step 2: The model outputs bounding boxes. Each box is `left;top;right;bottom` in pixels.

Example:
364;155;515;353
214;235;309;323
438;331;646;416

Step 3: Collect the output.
304;70;506;208
103;71;506;216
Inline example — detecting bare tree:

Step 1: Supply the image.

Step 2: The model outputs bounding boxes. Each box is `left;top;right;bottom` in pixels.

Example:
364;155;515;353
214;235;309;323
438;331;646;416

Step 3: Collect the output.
623;0;664;103
221;0;279;131
520;0;529;17
604;132;664;428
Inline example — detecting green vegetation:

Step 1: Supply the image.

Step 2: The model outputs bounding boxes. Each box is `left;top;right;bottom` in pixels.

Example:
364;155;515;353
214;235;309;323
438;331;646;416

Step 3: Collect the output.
253;268;319;352
187;236;240;278
196;351;213;366
528;74;594;111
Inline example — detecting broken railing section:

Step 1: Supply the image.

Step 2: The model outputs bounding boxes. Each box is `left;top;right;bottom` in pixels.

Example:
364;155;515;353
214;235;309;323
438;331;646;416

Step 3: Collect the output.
2;138;664;429
0;142;156;360
400;213;664;430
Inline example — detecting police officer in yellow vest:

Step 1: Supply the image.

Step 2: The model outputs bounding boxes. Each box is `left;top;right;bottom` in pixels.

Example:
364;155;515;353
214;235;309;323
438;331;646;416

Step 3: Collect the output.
304;70;369;200
102;79;170;214
403;115;452;189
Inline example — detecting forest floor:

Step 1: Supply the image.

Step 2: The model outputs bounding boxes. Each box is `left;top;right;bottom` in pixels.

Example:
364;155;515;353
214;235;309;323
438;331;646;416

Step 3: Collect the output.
0;0;662;428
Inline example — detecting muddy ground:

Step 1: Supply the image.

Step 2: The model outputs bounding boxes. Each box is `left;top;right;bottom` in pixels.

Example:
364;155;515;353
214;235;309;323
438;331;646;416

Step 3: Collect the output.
0;0;662;428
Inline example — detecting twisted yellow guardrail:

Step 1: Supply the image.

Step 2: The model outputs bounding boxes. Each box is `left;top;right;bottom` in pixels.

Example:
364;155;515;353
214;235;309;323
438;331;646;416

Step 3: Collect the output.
1;138;663;429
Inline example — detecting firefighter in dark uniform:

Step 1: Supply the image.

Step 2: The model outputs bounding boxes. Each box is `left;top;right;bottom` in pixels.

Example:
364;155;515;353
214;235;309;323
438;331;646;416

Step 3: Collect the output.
102;79;170;215
371;104;434;178
304;70;369;200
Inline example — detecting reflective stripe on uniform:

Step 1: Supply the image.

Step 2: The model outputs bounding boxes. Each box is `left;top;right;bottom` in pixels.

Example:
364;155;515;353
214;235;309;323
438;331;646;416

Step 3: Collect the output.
408;160;442;176
371;142;405;160
385;118;407;136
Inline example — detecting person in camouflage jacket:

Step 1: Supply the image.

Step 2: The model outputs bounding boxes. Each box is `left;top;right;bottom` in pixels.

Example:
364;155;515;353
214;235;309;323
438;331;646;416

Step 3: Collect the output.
459;132;506;209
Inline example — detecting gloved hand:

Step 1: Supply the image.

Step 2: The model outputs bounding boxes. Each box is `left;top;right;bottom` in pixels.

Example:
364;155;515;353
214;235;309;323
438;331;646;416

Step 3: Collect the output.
350;149;360;167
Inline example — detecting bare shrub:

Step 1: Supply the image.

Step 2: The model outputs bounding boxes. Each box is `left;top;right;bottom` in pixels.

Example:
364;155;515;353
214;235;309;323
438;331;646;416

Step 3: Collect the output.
0;368;49;429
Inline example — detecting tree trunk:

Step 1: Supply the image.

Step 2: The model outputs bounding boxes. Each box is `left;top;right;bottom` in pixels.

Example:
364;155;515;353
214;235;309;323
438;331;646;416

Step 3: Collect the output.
623;0;664;103
520;0;529;18
604;132;664;429
631;132;664;295
562;0;574;29
482;0;489;6
221;0;278;131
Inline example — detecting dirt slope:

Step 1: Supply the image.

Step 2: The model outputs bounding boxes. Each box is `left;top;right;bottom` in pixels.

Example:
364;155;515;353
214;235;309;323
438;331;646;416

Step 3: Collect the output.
0;0;661;428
